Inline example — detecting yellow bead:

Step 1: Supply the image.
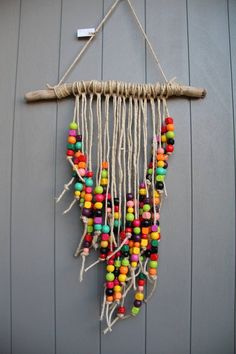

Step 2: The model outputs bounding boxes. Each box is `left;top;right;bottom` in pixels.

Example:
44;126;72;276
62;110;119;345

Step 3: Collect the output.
101;241;109;248
154;190;160;197
141;239;148;247
157;161;164;167
135;292;144;301
74;191;81;197
87;218;94;226
133;247;140;255
114;212;120;219
127;207;134;213
151;232;158;240
107;264;115;272
139;188;146;195
84;201;91;209
131;261;138;268
114;285;122;292
118;274;126;282
101;178;108;185
94;202;103;209
81;191;85;198
161;135;167;143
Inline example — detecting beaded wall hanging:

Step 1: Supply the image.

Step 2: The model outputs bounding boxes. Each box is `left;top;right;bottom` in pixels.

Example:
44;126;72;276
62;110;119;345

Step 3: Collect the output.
25;0;206;334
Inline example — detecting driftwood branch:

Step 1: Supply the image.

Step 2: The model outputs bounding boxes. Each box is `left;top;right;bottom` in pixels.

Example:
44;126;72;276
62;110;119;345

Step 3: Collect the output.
25;80;206;102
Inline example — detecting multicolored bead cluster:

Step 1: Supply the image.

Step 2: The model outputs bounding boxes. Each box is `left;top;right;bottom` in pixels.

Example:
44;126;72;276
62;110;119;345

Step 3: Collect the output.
58;110;175;332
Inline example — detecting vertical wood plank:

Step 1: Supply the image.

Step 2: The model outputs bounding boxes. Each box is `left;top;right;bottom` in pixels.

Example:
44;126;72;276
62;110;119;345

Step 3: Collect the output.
146;1;191;353
228;0;236;352
0;1;21;353
101;1;146;352
11;0;61;353
55;1;102;353
188;0;235;353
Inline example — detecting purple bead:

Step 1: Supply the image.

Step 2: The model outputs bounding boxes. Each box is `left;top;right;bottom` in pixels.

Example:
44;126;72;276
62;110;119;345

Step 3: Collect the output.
94;216;103;224
144;198;150;204
126;193;133;200
151;225;158;232
83;241;90;248
134;300;142;308
133;235;141;242
139;182;145;188
131;254;139;262
82;208;90;217
77;134;82;141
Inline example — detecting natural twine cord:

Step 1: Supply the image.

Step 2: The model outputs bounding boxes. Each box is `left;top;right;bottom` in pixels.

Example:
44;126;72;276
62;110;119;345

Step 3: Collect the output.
52;0;168;88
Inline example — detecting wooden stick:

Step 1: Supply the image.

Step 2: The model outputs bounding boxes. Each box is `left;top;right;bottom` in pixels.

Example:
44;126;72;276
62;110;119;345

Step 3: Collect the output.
25;80;206;102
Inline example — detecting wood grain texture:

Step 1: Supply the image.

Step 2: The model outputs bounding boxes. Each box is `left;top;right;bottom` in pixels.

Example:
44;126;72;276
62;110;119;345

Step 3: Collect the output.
0;1;21;353
188;0;235;353
11;0;61;353
146;1;191;353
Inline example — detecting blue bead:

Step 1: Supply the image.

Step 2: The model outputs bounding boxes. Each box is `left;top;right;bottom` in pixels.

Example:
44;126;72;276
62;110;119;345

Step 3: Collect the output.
156;167;167;175
102;225;110;233
75;142;82;150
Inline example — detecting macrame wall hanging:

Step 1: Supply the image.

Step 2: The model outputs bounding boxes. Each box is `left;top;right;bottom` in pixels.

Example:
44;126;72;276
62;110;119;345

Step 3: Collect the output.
25;0;206;334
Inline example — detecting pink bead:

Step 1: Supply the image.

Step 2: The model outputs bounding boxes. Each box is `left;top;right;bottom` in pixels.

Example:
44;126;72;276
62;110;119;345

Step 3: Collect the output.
138;286;144;292
82;248;89;255
155;213;160;220
78;168;86;176
101;234;109;241
94;217;102;224
106;281;114;288
114;279;120;286
140;182;145;188
95;194;104;202
131;254;139;262
157;147;164;154
127;200;134;207
133;219;140;227
151;225;158;232
142;211;151;219
69;129;77;136
107;208;112;213
85;187;93;193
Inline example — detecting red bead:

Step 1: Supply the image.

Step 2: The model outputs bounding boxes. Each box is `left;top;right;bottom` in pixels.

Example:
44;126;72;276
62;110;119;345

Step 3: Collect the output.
118;306;126;314
166;145;174;153
86;171;93;177
161;126;167;133
106;193;111;200
133;219;141;227
78;155;87;162
138;279;145;286
95;194;104;202
107;251;115;259
114;206;119;212
73;158;79;164
106;281;114;288
66;150;74;156
107;259;114;265
120;231;126;240
148;162;153;168
116;251;121;257
150;254;158;261
85;234;92;242
114;279;120;286
165;117;173;124
141;234;148;239
99;254;106;260
125;227;132;233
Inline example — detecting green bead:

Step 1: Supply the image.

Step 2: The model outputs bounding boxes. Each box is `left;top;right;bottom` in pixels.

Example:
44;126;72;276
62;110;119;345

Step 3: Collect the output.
74;182;83;191
79;198;84;203
122;259;129;266
106;272;115;282
156;167;167;175
138;272;147;280
131;306;140;315
94;224;102;231
101;170;108;178
114;260;121;267
166;131;175;139
148;168;153;174
102;224;110;233
95;185;103;194
75;142;82;150
156;175;165;182
122;245;129;252
143;204;151;212
72;171;77;177
149;260;158;268
151;240;158;247
67;143;75;150
85;178;93;187
126;213;134;221
133;227;141;234
87;225;93;233
139;255;144;262
69;122;78;130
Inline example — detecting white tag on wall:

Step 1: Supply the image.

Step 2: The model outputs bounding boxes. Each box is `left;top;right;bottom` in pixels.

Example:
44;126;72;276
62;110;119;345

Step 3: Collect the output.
77;28;95;38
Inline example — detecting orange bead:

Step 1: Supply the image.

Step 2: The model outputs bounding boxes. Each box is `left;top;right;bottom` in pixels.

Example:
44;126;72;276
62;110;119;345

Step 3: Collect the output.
154;197;160;205
134;242;140;248
113;292;122;301
142;227;149;235
149;268;157;276
129;240;134;248
74;151;82;158
120;266;128;274
156;154;165;161
163;154;169;161
84;194;92;202
78;162;86;168
166;123;174;131
68;136;76;144
106;296;114;303
102;161;109;169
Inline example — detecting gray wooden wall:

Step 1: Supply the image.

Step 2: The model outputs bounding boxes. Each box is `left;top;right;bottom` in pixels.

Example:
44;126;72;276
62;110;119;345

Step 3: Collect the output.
0;0;235;353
